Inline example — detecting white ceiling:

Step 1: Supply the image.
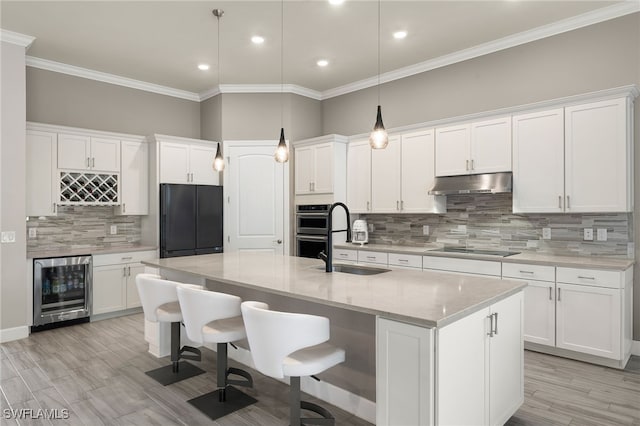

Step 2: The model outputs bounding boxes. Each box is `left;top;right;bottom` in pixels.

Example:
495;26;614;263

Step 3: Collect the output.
0;1;634;98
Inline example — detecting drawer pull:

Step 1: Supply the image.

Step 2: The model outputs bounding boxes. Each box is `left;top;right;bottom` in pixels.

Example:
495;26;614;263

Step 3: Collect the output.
121;256;133;261
339;253;348;257
366;256;376;260
577;276;595;280
519;270;534;274
398;259;409;262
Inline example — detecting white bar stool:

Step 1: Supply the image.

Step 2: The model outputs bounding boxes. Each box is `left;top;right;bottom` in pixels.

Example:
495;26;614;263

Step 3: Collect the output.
241;301;345;426
136;273;205;385
177;285;257;420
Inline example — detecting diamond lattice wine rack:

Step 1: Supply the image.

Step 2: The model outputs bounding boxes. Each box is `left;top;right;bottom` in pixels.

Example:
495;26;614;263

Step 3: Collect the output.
59;172;119;205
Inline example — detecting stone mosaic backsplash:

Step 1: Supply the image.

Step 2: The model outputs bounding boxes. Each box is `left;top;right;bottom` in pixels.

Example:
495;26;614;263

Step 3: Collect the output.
361;193;632;258
26;206;141;253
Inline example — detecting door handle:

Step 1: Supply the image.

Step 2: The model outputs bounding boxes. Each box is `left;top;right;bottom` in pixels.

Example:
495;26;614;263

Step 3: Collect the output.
493;312;498;336
558;195;562;209
87;157;90;168
557;287;561;301
91;158;95;168
471;159;474;170
466;159;469;171
487;314;494;337
400;200;404;210
127;266;131;276
549;286;553;300
566;195;570;209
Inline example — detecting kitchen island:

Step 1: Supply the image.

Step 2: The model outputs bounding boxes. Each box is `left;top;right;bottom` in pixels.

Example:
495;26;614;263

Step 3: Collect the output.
143;252;526;425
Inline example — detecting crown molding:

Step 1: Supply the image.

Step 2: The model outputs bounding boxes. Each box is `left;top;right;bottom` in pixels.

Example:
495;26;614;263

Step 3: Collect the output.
0;29;35;49
321;2;640;100
26;56;201;102
27;121;146;142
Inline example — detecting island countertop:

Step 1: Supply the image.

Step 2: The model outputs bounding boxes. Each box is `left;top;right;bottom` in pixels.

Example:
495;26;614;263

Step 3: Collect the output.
143;252;526;328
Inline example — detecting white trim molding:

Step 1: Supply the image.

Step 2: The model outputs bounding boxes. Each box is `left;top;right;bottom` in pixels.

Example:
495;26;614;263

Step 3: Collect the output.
0;326;29;343
632;340;640;357
0;29;35;48
199;84;322;102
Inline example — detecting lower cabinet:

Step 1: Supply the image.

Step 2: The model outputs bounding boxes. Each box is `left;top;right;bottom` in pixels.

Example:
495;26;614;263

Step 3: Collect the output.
92;250;155;315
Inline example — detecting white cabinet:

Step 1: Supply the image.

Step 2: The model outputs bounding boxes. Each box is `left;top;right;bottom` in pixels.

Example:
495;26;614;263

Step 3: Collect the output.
116;140;148;215
92;251;155;315
347;139;372;213
294;142;336;195
158;138;220;185
422;256;501;277
435;116;511;177
388;253;422;269
26;130;58;216
332;248;357;263
437;292;523;426
58;133;120;172
358;250;388;265
371;135;401;213
401;130;445;214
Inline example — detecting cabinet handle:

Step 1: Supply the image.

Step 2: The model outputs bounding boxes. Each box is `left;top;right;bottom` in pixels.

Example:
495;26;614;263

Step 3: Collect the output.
471;159;475;170
123;267;127;277
396;200;400;210
487;314;494;337
466;159;469;171
401;200;404;210
121;256;133;261
127;266;131;276
309;182;312;192
566;195;570;209
366;256;376;260
312;182;315;192
557;288;561;301
367;201;370;211
493;312;498;336
549;286;553;300
577;276;595;280
558;195;562;209
339;253;348;257
398;259;409;263
519;270;534;274
91;157;95;168
52;203;57;213
87;157;90;168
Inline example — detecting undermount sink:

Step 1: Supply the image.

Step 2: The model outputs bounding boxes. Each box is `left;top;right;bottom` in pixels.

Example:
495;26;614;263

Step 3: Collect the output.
318;264;391;275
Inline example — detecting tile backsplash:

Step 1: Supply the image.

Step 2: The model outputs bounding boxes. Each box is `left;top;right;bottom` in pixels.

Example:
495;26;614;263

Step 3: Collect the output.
27;206;141;253
361;193;632;258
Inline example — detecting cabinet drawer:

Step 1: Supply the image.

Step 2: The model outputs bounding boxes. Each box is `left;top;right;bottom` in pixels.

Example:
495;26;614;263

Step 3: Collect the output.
333;248;357;262
388;253;422;269
502;263;555;282
93;250;156;267
556;267;623;289
423;256;501;276
358;250;388;265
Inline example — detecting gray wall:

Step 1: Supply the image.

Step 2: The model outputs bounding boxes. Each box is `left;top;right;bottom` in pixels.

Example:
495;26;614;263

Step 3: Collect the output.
324;13;640;340
1;41;28;332
200;94;222;142
26;68;201;138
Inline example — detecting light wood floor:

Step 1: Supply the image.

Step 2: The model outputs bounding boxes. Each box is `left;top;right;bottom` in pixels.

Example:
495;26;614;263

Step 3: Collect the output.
1;313;638;425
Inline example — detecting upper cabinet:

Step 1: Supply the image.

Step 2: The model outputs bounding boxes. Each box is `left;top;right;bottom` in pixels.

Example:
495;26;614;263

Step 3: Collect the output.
293;135;348;205
26;130;58;217
371;135;401;213
513;97;633;213
157;136;220;185
346;139;372;213
115;140;149;215
435;116;511;177
58;133;120;172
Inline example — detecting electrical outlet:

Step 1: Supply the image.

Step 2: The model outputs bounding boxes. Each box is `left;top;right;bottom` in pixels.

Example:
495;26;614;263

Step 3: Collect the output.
1;231;16;243
28;228;37;238
596;228;607;241
110;225;117;235
583;228;594;241
422;225;430;236
542;228;551;240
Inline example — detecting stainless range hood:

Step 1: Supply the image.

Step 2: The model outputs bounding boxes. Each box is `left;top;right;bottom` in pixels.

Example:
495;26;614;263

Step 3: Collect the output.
428;172;512;196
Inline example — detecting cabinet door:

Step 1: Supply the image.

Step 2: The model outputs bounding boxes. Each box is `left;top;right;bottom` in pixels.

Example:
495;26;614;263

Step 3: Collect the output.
347;140;371;213
556;282;621;360
26;130;57;217
435;124;470;176
471;116;511;174
126;263;145;308
512;108;564;213
313;143;334;193
522;280;556;346
190;144;220;185
90;137;120;172
401;129;445;214
371;135;401;213
159;142;190;184
92;265;126;315
565;98;630;212
489;292;524;426
58;133;90;170
118;141;148;215
295;146;314;194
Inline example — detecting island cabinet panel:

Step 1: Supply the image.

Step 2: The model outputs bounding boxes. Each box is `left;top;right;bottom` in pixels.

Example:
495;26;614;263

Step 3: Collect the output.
376;318;434;426
436;292;523;426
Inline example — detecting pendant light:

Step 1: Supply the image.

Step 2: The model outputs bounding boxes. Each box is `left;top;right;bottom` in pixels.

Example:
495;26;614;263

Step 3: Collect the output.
369;0;389;149
212;9;225;171
274;0;289;163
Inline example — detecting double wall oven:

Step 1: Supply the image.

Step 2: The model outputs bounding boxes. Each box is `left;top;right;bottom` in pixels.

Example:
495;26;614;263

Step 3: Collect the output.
295;204;329;258
33;255;92;328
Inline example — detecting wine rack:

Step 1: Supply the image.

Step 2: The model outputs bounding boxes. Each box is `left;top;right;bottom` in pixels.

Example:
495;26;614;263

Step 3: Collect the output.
59;172;119;204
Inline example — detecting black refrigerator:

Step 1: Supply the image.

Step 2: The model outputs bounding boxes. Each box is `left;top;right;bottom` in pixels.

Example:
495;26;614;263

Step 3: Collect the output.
160;184;223;258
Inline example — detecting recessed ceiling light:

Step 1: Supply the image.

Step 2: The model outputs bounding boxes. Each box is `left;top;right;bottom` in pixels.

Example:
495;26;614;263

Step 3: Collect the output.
198;64;210;71
251;35;265;44
393;31;407;40
328;0;344;5
317;59;329;67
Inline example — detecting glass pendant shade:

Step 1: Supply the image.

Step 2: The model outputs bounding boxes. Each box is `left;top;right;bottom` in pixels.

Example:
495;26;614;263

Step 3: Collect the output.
369;105;389;149
212;142;224;171
275;127;289;163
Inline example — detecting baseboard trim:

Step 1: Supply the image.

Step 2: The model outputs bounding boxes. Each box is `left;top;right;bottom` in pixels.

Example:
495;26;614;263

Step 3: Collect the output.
205;343;377;424
632;340;640;356
0;326;29;343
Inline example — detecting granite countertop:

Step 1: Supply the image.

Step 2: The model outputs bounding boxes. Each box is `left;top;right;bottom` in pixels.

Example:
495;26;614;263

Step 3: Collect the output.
334;243;634;271
143;252;526;328
27;245;157;259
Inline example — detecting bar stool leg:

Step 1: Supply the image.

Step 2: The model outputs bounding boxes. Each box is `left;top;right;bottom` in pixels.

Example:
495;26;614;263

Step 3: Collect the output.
171;322;180;373
290;376;301;426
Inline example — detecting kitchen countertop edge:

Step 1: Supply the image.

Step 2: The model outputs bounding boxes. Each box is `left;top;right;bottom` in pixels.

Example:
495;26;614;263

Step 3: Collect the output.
28;245;157;259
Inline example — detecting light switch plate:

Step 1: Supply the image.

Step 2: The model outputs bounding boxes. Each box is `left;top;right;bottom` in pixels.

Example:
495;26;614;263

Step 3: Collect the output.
542;228;551;240
28;228;37;238
422;225;429;236
110;225;117;235
1;231;16;243
596;228;607;241
583;228;594;241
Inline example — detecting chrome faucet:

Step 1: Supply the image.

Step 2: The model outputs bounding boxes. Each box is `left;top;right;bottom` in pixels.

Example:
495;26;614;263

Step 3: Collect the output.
318;202;352;272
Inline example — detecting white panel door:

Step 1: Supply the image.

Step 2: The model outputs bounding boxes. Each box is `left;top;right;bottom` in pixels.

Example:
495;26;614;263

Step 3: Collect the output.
159;142;190;184
435;124;471;176
190;144;220;185
92;265;126;315
294;146;314;194
522;280;556;346
347;140;371;213
565;98;629;212
126;263;145;308
471;116;512;174
313;143;334;193
371;135;401;213
26;130;57;217
512;108;565;213
556;282;621;360
58;133;90;170
226;144;285;254
90;137;120;172
401;129;445;213
119;141;148;215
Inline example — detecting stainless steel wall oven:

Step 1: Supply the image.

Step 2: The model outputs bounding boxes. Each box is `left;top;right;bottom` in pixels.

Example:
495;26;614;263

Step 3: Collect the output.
296;204;330;258
33;255;92;328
